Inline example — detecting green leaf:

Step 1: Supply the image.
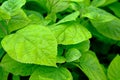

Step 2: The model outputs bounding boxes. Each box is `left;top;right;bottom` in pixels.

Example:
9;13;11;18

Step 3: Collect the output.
71;72;79;80
1;54;37;76
117;41;120;47
0;20;8;38
65;48;81;62
27;0;69;13
0;48;5;59
67;0;90;6
57;11;80;24
1;25;57;66
82;6;114;22
0;43;1;49
84;21;117;44
26;10;43;19
0;7;10;20
25;10;51;26
50;22;91;45
0;66;9;80
57;45;66;63
91;0;106;7
45;12;57;23
57;56;66;63
108;55;120;80
1;0;26;16
64;40;90;52
67;0;84;2
91;0;117;7
69;2;81;11
82;6;120;40
28;13;43;24
68;0;90;11
108;2;120;18
77;51;107;80
0;26;5;38
29;66;73;80
0;0;3;3
7;10;30;33
103;0;117;6
49;0;69;13
57;45;64;56
25;10;44;25
0;25;6;38
12;75;20;80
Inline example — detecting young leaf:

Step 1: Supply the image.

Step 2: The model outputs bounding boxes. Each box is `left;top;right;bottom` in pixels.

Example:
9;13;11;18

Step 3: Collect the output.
1;0;26;16
108;55;120;80
1;25;57;66
77;51;107;80
50;22;91;45
65;48;81;62
1;54;38;76
82;6;120;40
29;66;73;80
57;11;80;25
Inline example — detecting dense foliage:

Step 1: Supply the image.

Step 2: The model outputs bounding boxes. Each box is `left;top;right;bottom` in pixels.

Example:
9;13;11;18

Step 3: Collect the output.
0;0;120;80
